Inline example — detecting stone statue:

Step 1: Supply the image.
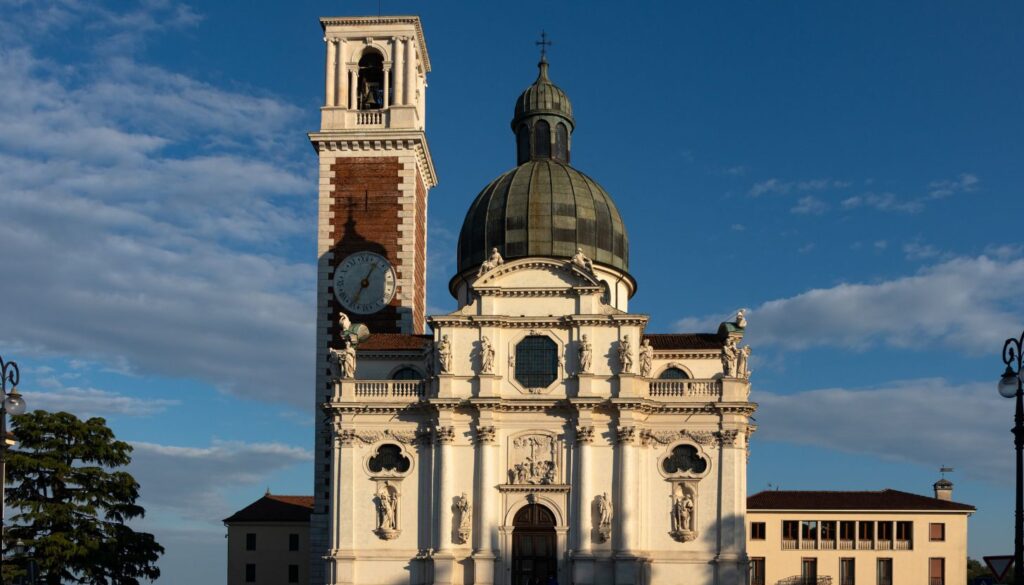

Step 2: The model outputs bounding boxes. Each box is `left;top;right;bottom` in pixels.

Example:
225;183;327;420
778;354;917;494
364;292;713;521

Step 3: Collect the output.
455;492;472;544
737;345;752;379
571;247;595;273
438;335;453;374
618;335;633;374
341;340;357;379
596;492;613;542
639;338;654;378
375;482;399;538
480;337;495;374
338;311;352;336
735;309;747;329
477;247;504;276
670;489;696;542
578;334;592;374
328;347;344;381
721;338;738;378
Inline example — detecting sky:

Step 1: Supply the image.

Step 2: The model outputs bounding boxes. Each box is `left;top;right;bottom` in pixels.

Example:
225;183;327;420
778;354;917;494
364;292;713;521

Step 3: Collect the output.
0;0;1021;582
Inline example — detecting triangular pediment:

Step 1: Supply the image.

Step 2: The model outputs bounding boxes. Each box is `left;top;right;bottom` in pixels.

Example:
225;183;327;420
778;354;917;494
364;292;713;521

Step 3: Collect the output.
473;257;601;291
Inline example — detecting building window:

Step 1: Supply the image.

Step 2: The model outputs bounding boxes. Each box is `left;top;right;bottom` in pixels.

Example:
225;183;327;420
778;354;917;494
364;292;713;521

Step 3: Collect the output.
554;122;569;162
840;558;855;585
877;521;893;542
368;443;411;473
801;520;819;542
801;558;817;585
514;335;558;388
288;564;300;583
533;120;551;158
516;125;530;164
750;522;766;540
245;532;256;551
659;367;690;379
877;559;893;585
821;521;837;543
391;366;423;380
289;533;299;551
896;520;913;546
751;558;766;585
245;563;256;583
783;520;799;542
929;522;945;541
858;521;874;542
929;557;945;585
357;50;385;110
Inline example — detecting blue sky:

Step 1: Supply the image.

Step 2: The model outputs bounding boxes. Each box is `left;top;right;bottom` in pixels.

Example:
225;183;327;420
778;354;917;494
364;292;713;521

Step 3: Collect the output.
1;1;1021;582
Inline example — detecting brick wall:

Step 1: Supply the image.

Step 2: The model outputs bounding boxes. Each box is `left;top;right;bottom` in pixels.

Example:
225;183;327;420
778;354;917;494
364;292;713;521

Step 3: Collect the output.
414;169;427;332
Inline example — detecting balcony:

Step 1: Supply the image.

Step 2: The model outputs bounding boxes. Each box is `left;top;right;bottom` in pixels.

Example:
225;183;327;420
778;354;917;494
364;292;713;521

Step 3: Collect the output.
782;539;798;550
332;379;427;402
895;539;913;550
819;539;836;550
648;379;722;399
838;540;854;550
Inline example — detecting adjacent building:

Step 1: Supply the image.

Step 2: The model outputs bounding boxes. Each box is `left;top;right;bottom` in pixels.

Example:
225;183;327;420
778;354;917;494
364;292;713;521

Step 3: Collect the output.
746;481;974;585
224;493;314;585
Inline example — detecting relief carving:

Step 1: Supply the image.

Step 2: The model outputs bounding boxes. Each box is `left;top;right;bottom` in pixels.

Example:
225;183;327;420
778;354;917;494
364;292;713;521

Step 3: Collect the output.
508;434;558;485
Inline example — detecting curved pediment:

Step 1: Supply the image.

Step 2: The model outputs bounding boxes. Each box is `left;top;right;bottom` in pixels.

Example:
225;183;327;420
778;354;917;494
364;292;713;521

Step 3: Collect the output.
473;257;601;292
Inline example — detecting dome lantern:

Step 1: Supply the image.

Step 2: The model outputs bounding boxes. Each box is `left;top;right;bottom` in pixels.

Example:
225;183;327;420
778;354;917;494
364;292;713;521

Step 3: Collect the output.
511;57;575;165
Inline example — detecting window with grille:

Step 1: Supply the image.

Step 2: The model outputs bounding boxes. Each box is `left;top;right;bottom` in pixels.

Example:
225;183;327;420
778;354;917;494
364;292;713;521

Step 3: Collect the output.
245;564;256;583
929;557;945;585
288;564;299;583
515;336;558;388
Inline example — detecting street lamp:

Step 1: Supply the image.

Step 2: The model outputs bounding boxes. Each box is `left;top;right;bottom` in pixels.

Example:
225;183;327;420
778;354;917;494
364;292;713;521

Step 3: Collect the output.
999;332;1024;585
2;353;27;550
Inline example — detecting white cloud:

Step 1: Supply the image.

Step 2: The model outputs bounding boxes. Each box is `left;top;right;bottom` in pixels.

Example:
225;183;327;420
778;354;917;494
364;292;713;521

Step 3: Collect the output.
902;241;941;261
841;192;923;213
756;379;1007;482
676;254;1024;354
791;196;827;215
928;173;979;199
23;387;179;417
749;177;848;197
731;223;746;231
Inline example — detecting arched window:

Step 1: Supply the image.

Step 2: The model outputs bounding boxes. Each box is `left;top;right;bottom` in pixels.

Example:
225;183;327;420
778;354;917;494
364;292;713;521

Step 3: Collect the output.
357;50;385;110
554;123;569;162
516;125;531;165
659;367;690;380
515;335;558;388
392;367;423;380
533;120;551;159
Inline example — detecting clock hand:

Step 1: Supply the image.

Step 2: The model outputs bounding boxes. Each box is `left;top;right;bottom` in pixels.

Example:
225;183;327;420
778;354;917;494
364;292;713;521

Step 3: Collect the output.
352;265;377;304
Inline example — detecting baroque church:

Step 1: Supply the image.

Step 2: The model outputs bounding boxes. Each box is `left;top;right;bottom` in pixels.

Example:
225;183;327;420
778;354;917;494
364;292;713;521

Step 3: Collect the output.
309;15;755;585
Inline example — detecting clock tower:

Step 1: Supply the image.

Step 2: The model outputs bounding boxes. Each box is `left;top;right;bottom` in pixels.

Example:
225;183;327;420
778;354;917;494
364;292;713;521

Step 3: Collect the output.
308;16;435;584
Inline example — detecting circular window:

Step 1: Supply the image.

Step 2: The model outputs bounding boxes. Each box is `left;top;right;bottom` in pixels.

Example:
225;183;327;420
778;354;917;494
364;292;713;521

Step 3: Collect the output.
659;367;689;380
515;336;559;388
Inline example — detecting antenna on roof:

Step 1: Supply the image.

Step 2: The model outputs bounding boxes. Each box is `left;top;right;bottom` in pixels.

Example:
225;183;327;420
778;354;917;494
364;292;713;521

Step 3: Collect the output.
265;486;271;496
939;466;954;479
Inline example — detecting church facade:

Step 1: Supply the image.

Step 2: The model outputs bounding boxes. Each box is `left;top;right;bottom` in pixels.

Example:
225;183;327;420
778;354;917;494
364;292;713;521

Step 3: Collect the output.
309;15;756;585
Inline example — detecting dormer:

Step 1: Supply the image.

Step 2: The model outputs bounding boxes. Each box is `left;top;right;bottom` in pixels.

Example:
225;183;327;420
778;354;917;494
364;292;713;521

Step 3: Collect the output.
319;16;430;132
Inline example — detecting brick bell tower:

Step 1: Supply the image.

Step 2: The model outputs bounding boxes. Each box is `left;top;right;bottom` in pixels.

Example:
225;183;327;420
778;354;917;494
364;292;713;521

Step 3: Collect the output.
307;16;435;584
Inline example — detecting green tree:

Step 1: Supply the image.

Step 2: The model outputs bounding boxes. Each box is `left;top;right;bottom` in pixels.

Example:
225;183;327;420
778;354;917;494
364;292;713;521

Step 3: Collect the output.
2;410;163;584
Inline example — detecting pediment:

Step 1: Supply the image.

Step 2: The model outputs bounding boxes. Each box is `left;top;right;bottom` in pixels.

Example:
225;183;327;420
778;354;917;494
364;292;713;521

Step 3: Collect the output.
473;257;601;292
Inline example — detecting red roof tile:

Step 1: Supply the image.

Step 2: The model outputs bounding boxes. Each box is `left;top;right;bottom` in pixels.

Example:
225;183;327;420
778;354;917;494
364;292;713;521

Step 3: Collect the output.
223;494;314;523
747;489;974;512
357;333;433;351
643;333;723;350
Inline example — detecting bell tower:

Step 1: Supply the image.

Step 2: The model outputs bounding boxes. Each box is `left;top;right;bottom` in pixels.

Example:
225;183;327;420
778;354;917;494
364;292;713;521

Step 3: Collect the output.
308;16;435;585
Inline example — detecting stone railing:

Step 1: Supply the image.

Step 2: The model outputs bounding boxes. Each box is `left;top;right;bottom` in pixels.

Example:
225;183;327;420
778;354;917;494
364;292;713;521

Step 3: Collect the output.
356;110;385;125
333;379;426;402
648;379;722;399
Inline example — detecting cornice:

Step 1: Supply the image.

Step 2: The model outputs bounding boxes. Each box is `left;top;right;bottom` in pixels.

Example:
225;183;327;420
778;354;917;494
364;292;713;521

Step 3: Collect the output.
319;15;431;72
427;314;649;329
309;131;437;188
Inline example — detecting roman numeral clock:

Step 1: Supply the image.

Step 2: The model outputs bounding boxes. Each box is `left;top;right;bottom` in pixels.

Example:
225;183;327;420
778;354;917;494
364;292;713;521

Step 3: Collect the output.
332;251;397;316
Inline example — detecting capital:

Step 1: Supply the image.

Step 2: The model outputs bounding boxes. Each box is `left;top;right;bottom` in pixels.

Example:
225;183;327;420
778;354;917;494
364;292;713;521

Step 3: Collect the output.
576;426;595;444
616;425;637;445
475;425;497;444
436;425;457;444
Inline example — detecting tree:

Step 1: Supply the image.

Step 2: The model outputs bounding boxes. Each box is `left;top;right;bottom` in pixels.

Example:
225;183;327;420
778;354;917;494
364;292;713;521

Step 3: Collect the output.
2;410;163;584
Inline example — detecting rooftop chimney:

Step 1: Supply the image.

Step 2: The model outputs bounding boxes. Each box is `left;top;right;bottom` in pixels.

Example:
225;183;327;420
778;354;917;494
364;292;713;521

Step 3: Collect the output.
933;478;953;501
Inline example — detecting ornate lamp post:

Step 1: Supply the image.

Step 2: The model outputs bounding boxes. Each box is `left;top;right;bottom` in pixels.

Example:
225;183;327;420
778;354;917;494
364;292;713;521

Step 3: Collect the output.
999;332;1024;584
1;353;28;546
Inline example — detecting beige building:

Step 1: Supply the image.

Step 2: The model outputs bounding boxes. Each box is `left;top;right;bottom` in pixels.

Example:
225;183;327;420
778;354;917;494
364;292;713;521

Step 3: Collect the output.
746;482;973;585
224;493;314;585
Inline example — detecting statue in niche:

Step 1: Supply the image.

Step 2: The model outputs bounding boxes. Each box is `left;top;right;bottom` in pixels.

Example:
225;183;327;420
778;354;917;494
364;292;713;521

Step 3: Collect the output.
670;487;696;542
480;337;495;374
596;492;613;542
340;340;357;379
455;492;472;544
508;434;557;485
639;338;654;378
618;335;633;374
374;482;400;540
721;337;738;377
735;309;747;329
571;247;595;273
477;247;504;276
737;345;752;379
437;335;453;374
578;334;592;374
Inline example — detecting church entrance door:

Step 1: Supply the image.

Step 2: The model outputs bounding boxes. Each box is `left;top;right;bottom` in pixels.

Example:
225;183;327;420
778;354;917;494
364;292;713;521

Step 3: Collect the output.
511;504;557;585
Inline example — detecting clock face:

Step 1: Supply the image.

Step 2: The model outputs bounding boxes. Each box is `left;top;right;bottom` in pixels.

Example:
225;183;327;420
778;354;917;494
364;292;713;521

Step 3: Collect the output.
332;252;397;314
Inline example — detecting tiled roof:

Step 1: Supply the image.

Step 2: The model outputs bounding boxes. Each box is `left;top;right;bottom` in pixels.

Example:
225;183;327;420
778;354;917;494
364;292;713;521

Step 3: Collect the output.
643;333;724;350
223;494;314;524
747;489;975;512
357;333;433;351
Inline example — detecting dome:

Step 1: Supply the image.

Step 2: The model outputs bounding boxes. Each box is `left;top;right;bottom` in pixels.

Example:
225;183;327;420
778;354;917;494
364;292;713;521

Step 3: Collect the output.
511;58;574;131
456;159;629;274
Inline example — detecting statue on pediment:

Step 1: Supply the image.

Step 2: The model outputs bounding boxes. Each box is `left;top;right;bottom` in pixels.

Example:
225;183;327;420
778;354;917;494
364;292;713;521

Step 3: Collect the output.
477;247;504;276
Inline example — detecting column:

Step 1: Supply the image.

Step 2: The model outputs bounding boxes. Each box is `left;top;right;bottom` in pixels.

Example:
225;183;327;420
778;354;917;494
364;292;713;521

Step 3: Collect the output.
474;425;498;585
393;37;404;106
348;67;357;112
325;38;337;107
576;425;595;552
404;37;415;106
616;425;638;553
329;428;356;585
434;425;456;585
383;64;391;109
338;40;348;109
